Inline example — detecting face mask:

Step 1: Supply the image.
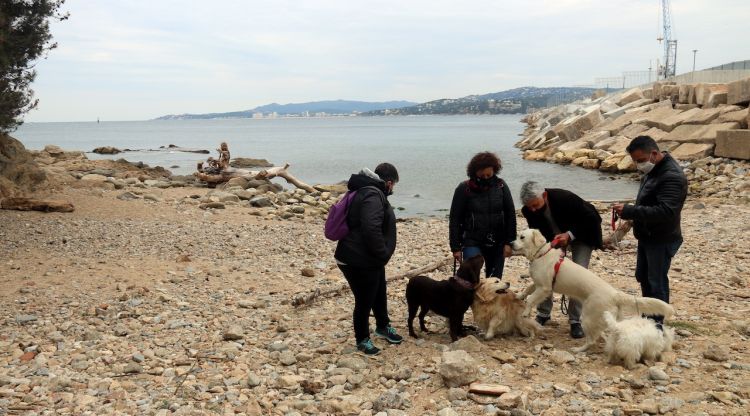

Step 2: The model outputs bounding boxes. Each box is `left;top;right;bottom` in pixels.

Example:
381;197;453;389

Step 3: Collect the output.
475;176;496;187
636;153;656;174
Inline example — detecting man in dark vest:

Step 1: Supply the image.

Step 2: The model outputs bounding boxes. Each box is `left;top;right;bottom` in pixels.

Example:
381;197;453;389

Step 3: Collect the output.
613;135;687;330
520;181;603;339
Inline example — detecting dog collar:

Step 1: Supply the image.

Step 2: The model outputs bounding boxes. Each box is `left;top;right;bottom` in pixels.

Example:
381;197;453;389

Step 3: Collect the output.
532;243;553;260
451;275;475;290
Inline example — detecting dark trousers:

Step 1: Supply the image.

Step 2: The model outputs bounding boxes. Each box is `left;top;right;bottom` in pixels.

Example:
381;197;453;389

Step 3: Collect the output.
463;244;505;278
339;264;390;344
635;239;682;324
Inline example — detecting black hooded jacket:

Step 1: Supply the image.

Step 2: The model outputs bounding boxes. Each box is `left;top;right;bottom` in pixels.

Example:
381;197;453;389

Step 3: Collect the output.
334;171;397;268
449;176;516;252
621;152;687;243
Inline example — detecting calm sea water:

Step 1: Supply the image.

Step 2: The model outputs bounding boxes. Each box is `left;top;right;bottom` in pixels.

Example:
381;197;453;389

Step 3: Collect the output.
14;115;638;216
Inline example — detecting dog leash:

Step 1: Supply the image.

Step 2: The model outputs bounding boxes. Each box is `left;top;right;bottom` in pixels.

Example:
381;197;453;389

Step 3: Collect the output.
551;237;570;316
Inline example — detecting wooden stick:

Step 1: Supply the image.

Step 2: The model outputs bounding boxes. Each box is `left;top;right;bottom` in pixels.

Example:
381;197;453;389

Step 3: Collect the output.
291;256;453;307
194;163;316;192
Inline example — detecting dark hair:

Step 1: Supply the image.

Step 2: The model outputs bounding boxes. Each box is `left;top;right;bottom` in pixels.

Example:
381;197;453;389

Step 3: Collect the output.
466;151;501;178
626;136;659;154
375;162;399;183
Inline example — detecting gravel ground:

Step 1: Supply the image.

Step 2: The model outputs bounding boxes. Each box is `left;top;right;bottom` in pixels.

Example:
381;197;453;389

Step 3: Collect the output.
1;184;749;416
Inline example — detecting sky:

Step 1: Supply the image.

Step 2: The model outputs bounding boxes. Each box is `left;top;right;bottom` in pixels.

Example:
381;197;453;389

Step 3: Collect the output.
25;0;750;122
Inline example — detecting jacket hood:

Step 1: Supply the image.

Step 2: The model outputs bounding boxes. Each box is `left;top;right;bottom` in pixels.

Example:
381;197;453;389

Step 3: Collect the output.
347;168;386;193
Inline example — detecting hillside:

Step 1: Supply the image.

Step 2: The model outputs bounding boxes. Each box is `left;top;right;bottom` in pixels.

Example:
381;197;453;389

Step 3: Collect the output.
363;87;598;116
155;100;417;120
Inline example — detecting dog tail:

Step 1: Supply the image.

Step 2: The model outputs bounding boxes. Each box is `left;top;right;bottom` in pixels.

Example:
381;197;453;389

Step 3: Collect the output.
614;292;675;318
602;310;617;329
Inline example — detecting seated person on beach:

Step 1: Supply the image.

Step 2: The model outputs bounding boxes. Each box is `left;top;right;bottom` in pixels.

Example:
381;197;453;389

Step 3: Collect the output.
218;142;230;170
200;157;222;174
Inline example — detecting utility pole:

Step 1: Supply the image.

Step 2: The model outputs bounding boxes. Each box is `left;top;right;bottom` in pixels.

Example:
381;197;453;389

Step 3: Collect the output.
692;49;698;72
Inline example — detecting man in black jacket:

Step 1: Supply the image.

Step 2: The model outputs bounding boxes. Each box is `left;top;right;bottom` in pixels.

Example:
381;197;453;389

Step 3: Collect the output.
335;163;402;355
520;181;603;339
613;136;687;329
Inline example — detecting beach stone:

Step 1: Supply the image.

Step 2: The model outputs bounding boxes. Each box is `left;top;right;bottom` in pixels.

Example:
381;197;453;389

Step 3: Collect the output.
648;367;669;381
80;173;107;182
16;314;37;324
279;350;297;366
372;389;409;411
440;350;478;387
117;191;140;201
199;202;225;209
249;196;273;208
223;325;244;341
337;356;367;371
224;177;248;188
703;345;730;362
246;372;262;387
549;350;575;365
449;335;483;352
92;146;121;154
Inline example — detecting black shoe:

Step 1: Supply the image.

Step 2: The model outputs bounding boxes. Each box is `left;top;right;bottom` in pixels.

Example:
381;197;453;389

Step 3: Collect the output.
570;323;585;339
356;338;380;355
374;326;403;345
535;315;550;326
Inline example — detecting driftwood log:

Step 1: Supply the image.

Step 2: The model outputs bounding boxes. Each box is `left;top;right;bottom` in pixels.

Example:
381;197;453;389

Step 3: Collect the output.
195;163;315;193
0;197;74;213
291;256;453;307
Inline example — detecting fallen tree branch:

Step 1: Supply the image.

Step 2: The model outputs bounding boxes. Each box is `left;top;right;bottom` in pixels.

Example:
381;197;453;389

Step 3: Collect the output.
194;163;315;192
291;256;453;307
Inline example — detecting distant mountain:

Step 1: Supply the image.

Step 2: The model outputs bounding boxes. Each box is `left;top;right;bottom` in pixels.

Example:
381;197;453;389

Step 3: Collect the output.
362;87;598;116
155;100;417;120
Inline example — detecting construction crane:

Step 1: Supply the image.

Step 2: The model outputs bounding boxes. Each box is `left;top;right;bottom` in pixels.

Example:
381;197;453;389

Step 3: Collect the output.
657;0;677;79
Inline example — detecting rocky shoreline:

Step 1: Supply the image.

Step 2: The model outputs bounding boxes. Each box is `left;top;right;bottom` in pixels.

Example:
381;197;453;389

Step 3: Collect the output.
517;78;750;203
1;136;749;415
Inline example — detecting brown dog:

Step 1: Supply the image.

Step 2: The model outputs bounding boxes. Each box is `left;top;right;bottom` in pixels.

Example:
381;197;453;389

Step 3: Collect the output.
472;277;540;339
406;255;484;341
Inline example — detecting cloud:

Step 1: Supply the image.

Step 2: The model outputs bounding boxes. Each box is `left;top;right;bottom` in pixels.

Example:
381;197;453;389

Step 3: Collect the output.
24;0;750;121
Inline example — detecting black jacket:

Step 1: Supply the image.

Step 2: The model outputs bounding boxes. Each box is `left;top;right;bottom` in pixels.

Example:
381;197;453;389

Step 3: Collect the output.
621;152;687;243
334;172;397;268
449;177;516;252
521;188;603;249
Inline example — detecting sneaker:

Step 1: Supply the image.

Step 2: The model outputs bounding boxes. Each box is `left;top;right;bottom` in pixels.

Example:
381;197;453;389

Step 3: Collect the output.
535;315;550;326
356;338;380;356
374;326;403;344
570;323;585;339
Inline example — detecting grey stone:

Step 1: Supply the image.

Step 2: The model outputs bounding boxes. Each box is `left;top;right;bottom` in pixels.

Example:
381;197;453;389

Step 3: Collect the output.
223;325;244;341
439;350;478;387
249;196;273;208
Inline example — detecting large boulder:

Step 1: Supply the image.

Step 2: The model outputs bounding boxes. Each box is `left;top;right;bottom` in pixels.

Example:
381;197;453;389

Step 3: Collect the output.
695;83;728;106
662;122;741;144
704;88;729;109
0;134;47;198
230;158;273;168
655;107;702;132
619;123;649;139
595;108;649;135
615;88;645;106
727;76;750;105
678;84;694;104
715;130;750;160
671;143;715;160
682;107;724;125
605;136;634;154
556;139;590;153
600;154;625;172
640;127;669;142
716;108;749;129
553;108;603;142
439;350;478;388
92;146;122;154
633;106;683;129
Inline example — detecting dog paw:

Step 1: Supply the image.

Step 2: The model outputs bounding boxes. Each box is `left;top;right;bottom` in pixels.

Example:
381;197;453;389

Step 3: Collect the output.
484;333;494;341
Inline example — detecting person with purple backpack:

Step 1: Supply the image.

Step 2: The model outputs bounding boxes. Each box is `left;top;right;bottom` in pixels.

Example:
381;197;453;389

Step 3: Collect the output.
334;163;402;355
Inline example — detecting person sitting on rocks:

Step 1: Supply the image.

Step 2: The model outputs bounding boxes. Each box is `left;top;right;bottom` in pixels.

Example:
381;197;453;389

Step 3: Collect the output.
200;157;221;174
217;142;230;170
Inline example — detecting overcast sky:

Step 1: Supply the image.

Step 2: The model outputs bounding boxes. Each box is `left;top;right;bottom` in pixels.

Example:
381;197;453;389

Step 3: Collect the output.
26;0;749;122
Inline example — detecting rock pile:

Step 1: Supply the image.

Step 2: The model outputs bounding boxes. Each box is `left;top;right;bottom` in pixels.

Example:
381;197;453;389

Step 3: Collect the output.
0;134;47;198
518;77;750;201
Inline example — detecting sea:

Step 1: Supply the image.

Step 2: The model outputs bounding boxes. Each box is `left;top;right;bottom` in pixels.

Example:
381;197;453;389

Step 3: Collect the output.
14;115;638;217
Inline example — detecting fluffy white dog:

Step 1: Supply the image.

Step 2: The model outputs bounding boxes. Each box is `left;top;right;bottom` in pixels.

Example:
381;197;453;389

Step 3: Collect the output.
471;278;541;339
513;229;675;353
602;311;675;369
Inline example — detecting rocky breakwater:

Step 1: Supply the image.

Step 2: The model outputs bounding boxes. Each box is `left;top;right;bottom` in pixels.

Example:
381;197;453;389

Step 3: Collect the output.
518;77;750;202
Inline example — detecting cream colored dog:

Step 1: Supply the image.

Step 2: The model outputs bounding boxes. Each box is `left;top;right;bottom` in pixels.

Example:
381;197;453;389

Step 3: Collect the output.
602;311;675;369
513;229;675;353
471;278;541;339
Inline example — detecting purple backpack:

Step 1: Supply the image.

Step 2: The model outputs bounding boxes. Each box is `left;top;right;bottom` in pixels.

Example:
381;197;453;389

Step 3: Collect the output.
325;186;383;241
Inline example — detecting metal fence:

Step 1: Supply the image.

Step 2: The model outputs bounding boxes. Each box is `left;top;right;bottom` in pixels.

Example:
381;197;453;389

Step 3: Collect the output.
703;60;750;71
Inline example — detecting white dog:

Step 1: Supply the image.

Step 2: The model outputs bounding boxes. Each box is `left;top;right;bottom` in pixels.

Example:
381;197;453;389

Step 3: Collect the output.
512;229;675;353
471;278;541;339
602;311;675;369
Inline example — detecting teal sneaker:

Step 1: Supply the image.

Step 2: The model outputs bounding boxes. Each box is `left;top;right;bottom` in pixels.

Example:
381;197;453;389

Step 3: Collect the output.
374;325;403;344
357;338;380;355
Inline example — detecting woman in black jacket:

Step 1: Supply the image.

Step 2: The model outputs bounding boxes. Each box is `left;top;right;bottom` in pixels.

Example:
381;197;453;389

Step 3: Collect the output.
449;152;516;278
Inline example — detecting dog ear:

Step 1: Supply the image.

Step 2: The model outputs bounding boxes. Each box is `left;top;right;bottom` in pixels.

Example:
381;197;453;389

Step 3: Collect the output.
458;255;484;282
475;281;493;302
